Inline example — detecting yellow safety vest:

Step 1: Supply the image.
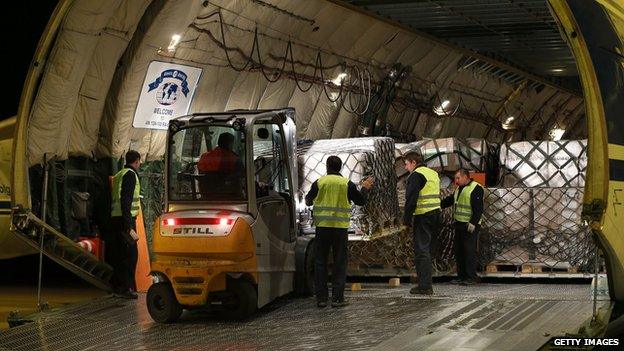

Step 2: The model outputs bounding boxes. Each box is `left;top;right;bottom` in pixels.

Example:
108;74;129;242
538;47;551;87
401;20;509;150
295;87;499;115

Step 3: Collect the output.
453;180;482;224
413;166;441;215
111;168;141;217
313;175;351;229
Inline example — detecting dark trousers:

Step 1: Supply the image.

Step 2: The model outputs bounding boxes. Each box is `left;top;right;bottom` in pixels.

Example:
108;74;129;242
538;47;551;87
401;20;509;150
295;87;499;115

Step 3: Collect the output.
314;227;348;302
454;222;479;281
109;217;138;292
412;210;441;290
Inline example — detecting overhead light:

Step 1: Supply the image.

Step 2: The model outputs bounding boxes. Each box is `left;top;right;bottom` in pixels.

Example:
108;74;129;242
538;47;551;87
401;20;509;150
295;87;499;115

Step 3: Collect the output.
168;34;182;52
551;68;564;73
550;127;565;141
433;99;451;116
331;72;347;86
502;116;515;130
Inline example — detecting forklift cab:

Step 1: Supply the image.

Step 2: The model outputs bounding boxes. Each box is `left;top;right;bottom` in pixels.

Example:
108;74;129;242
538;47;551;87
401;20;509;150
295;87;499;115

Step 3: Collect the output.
147;108;310;323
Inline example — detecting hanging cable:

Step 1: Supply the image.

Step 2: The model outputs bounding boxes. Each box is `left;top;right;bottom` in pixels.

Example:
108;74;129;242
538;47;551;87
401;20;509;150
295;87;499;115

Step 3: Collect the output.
186;8;515;133
253;27;289;82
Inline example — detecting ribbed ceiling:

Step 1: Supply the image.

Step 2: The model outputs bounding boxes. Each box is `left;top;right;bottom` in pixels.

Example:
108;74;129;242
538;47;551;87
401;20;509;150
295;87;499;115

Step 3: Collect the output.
346;0;577;80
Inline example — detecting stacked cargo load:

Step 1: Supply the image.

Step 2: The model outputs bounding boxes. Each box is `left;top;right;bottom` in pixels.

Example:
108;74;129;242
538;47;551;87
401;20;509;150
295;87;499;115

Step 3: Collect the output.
481;187;595;273
481;139;594;274
499;140;587;187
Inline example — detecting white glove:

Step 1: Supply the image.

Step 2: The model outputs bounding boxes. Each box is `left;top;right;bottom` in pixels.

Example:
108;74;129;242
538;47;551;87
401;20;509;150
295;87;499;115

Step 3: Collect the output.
467;223;476;234
129;229;139;241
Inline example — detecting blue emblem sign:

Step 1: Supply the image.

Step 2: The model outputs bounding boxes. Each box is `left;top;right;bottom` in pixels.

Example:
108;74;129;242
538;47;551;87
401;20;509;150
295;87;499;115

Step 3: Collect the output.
147;69;191;103
133;62;203;130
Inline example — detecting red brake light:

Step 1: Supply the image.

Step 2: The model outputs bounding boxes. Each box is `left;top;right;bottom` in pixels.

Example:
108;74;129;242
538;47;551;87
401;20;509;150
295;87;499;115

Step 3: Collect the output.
162;218;233;226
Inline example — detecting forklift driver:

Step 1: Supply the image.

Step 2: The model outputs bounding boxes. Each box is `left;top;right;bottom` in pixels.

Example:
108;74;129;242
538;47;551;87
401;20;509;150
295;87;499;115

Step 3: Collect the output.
198;132;243;173
197;132;243;198
305;156;374;308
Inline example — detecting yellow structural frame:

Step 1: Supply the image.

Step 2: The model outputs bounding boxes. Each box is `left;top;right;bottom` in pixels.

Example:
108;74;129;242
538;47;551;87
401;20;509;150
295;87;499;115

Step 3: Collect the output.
11;0;75;209
549;0;624;301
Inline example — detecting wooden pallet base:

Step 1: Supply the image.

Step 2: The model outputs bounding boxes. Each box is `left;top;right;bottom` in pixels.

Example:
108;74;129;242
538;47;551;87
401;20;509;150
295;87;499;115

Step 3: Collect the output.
348;262;583;277
485;263;579;274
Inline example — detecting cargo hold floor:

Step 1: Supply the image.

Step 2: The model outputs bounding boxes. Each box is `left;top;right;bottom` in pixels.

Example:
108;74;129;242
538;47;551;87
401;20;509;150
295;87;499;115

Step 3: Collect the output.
0;282;607;351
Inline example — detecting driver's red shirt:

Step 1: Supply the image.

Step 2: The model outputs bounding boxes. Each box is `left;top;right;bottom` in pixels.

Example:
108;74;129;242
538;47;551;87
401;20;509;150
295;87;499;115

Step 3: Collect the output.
198;147;240;173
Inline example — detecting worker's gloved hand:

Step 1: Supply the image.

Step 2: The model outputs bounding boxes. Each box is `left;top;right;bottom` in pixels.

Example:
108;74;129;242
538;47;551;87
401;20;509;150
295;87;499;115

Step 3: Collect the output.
129;229;139;241
362;176;375;189
467;223;476;234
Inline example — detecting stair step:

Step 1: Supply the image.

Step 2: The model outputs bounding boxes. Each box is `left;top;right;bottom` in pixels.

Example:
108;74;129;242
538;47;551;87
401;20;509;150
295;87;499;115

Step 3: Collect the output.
11;210;113;292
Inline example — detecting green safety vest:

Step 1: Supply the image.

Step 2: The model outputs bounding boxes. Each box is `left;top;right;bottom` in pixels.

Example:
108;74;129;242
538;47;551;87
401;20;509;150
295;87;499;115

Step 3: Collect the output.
313;175;351;229
413;166;441;215
111;168;141;217
453;180;482;224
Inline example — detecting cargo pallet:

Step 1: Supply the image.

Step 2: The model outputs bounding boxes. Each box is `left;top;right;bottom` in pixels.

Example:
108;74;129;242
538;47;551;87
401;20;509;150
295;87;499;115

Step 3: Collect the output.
348;263;417;278
485;261;579;274
347;262;593;279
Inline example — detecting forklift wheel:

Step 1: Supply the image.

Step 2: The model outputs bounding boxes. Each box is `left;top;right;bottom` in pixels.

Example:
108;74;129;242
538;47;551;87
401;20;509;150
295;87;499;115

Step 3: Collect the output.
218;279;257;321
147;283;183;323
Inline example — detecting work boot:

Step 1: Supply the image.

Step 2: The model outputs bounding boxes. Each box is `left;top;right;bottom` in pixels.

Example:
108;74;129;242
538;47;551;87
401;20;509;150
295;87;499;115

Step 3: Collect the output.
449;278;463;285
409;287;433;295
115;290;138;299
331;300;349;308
317;301;328;308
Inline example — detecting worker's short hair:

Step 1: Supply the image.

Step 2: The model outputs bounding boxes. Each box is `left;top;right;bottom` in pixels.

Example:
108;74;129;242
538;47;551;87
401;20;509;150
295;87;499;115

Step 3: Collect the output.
456;168;470;177
326;156;343;173
218;132;235;148
125;150;141;165
403;151;423;164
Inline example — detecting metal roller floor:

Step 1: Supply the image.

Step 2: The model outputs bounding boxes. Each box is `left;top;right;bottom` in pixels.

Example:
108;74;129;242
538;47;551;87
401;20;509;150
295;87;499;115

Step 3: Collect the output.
0;282;607;351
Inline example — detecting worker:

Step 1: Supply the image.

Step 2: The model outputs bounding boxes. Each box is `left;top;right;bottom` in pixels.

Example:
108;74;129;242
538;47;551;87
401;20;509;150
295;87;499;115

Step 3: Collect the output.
441;169;484;285
110;150;142;299
403;151;441;295
305;156;374;308
197;132;243;197
198;132;242;173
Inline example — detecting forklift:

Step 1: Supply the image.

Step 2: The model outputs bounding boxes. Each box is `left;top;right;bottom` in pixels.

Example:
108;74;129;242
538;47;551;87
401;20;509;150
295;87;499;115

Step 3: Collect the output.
147;108;315;322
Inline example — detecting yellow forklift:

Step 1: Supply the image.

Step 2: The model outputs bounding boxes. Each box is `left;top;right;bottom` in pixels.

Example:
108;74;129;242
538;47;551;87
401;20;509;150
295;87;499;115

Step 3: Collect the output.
147;108;314;322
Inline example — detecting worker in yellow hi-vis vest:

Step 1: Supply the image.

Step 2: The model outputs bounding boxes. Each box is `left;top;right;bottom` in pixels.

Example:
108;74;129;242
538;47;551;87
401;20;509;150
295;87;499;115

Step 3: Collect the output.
402;152;441;295
110;150;142;299
441;169;484;286
305;156;374;308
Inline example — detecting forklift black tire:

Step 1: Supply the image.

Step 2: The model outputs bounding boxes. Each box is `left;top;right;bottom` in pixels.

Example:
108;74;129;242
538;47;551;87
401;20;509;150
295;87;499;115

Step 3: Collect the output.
218;279;257;321
147;283;183;323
